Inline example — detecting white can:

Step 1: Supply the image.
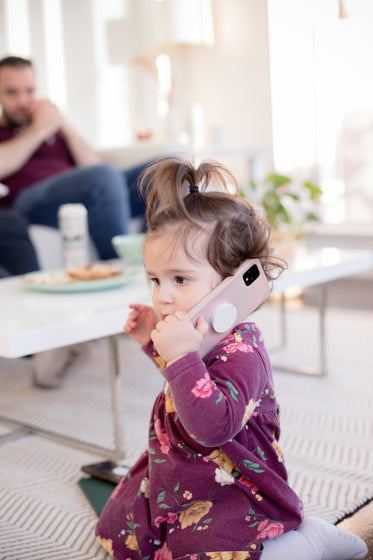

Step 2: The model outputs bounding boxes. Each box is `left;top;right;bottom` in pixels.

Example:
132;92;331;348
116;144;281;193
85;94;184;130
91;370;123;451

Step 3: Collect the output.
58;203;89;268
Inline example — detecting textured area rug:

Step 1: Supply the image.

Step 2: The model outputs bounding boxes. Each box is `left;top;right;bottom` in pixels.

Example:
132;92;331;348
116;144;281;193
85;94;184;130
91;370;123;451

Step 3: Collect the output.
0;304;372;559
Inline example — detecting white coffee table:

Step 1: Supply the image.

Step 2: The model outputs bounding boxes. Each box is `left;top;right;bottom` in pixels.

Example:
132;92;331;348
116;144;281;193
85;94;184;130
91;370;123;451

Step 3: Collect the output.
0;266;151;460
0;248;372;458
271;246;373;376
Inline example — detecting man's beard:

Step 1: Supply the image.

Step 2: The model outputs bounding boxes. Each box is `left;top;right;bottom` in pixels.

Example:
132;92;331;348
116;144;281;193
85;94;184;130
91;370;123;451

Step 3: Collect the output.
1;108;31;128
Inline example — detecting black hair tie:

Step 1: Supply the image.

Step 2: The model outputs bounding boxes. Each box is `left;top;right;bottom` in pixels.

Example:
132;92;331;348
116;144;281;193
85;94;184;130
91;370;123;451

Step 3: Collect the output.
189;185;199;193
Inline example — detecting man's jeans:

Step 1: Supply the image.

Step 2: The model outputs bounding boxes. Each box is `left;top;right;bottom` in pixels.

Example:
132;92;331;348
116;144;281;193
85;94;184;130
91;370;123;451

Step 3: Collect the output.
12;162;149;261
0;209;39;276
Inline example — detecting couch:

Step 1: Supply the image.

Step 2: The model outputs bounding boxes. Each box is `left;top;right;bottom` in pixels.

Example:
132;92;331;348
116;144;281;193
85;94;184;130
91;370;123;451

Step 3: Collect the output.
28;143;173;269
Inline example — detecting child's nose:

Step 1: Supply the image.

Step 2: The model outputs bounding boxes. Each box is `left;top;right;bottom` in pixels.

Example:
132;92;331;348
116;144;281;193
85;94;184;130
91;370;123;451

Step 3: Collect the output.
158;283;173;304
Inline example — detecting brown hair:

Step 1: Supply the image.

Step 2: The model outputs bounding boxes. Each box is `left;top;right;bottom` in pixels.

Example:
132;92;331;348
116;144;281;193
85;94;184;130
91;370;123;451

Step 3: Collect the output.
140;155;286;281
0;56;33;71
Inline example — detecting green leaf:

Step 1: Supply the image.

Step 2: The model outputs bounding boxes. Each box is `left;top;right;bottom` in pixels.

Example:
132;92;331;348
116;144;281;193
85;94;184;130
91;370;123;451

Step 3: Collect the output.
216;392;223;405
249;179;258;191
242;459;265;473
303;181;323;200
276;204;292;223
305;211;319;221
226;380;239;402
174;483;180;492
266;173;291;185
157;491;166;503
159;503;171;509
148;446;156;455
153;458;167;463
285;193;300;201
256;446;267;461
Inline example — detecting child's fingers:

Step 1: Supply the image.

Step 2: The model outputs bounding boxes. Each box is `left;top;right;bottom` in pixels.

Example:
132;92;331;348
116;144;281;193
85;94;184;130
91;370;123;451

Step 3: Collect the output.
129;303;149;313
129;309;139;319
124;311;139;331
195;316;209;338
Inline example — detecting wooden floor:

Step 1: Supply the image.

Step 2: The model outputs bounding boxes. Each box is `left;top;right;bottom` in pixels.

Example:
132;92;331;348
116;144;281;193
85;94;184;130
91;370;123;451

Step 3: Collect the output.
337;500;373;559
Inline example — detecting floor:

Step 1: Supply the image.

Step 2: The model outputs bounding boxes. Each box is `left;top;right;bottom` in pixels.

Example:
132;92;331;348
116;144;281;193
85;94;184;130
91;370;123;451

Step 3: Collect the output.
1;276;371;559
303;277;373;560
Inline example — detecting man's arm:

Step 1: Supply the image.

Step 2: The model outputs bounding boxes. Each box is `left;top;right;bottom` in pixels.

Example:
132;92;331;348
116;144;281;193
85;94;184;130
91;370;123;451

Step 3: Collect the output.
0;99;63;180
60;121;103;167
0;99;102;180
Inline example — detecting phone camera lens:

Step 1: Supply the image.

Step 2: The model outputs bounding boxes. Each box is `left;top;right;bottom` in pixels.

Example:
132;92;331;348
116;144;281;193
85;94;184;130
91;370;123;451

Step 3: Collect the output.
243;264;259;286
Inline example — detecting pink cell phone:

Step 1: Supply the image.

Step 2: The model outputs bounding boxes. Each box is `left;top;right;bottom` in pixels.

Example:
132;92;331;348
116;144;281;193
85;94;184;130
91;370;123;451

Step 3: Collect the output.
189;258;270;358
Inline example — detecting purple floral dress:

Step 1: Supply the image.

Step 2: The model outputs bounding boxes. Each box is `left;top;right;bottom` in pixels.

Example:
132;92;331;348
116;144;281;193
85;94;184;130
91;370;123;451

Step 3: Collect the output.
96;322;304;560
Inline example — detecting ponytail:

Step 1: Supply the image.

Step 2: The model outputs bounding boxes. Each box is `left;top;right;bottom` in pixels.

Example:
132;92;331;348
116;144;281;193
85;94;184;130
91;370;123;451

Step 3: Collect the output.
140;155;238;230
139;155;286;281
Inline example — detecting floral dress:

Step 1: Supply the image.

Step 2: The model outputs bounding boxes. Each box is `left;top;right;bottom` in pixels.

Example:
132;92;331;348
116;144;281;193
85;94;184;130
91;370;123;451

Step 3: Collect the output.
96;322;304;560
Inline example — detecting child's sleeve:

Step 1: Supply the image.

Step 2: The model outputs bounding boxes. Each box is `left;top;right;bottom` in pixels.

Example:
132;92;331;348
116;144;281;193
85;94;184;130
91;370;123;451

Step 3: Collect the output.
162;332;269;447
142;340;167;370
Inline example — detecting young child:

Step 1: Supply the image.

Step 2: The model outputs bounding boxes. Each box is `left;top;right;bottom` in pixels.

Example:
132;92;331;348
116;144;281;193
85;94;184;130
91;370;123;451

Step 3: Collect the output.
96;157;367;560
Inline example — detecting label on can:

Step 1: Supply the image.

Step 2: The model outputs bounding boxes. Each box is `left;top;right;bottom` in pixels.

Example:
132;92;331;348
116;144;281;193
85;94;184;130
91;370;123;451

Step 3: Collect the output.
58;203;89;268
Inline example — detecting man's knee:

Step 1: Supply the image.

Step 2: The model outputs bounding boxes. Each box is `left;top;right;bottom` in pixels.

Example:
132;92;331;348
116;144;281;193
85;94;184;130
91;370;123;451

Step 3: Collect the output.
90;163;124;189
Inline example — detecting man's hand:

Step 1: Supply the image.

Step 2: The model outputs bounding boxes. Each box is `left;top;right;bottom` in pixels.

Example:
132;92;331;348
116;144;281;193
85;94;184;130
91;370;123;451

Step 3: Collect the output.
151;311;208;366
0;99;64;180
30;99;63;140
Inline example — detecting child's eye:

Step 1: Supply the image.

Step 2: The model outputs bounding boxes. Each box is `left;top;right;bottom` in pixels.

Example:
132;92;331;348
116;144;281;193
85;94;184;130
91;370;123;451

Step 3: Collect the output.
175;276;187;285
150;277;160;286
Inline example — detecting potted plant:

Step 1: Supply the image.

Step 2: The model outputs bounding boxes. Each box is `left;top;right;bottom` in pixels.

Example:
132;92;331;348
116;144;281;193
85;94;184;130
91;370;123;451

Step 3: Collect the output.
244;173;322;233
242;172;323;258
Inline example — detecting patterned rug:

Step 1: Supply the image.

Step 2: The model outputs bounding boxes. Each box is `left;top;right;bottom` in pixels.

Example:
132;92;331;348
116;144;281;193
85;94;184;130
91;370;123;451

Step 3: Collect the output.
0;304;372;559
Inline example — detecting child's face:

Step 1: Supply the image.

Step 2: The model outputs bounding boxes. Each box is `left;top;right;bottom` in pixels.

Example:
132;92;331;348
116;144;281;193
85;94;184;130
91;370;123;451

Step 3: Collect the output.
143;231;222;321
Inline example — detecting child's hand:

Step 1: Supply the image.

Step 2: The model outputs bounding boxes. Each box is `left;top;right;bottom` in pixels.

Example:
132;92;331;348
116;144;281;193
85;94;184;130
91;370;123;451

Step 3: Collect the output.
124;303;159;346
151;311;208;366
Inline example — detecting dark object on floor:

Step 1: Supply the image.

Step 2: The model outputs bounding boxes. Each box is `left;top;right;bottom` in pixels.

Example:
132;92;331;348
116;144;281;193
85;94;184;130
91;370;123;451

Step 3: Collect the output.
78;477;116;516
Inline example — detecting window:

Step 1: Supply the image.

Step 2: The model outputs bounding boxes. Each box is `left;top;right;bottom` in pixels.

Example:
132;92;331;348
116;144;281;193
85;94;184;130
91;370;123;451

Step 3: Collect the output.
268;0;373;225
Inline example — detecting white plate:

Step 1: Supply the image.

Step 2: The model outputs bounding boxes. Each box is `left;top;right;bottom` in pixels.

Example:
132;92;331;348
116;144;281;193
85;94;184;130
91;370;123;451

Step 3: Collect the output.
23;268;137;293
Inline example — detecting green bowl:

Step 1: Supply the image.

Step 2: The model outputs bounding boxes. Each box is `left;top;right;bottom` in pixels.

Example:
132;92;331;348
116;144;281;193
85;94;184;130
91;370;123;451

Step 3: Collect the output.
112;233;145;265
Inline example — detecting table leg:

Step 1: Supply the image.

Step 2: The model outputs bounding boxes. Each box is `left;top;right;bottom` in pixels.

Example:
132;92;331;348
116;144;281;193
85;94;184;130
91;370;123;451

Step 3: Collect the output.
107;335;125;462
280;292;286;347
318;284;327;375
0;336;127;459
270;284;327;376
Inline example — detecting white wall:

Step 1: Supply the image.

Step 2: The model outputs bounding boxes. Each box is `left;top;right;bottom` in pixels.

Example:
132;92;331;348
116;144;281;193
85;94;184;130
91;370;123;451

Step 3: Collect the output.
169;0;273;151
0;0;274;181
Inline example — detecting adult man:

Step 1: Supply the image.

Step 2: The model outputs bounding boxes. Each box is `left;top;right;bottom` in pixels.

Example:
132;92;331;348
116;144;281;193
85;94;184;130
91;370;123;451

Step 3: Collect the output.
0;55;147;264
0;55;149;387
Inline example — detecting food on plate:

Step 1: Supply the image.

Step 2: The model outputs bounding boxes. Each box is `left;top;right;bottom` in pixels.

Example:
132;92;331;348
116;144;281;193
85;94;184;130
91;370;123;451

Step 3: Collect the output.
24;272;74;285
24;262;123;286
67;262;122;280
